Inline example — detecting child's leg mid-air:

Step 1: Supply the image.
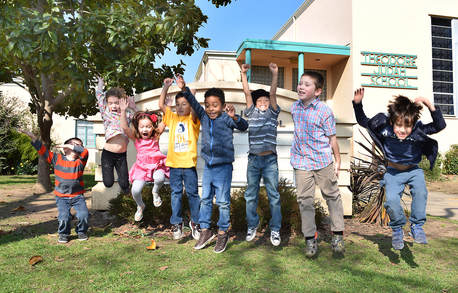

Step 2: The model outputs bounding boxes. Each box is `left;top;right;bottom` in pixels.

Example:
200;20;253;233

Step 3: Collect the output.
131;180;146;221
152;169;165;207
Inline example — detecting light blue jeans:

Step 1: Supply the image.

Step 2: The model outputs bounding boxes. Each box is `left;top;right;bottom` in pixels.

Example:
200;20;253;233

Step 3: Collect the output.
382;166;428;229
55;195;89;236
244;153;282;232
199;163;233;231
169;167;200;225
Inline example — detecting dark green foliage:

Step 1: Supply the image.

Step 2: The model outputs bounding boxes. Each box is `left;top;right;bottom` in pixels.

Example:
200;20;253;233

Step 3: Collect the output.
442;145;458;175
419;154;442;181
109;178;327;234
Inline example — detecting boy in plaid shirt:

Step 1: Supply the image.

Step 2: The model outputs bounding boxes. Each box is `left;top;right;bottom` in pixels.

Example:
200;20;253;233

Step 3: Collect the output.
290;71;344;257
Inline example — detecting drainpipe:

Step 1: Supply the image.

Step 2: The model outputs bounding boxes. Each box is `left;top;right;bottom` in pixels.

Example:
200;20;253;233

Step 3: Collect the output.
298;52;304;83
245;49;252;82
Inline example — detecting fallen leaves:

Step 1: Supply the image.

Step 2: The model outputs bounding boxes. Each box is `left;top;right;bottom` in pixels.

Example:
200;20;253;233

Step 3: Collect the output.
159;266;168;271
146;239;157;250
29;255;43;266
11;205;26;213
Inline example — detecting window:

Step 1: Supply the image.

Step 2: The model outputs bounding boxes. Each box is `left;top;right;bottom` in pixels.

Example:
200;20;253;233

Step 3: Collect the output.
431;17;456;115
75;120;96;148
251;65;284;88
292;68;328;101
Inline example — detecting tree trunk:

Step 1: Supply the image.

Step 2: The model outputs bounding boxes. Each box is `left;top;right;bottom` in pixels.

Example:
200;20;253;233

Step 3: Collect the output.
35;100;53;193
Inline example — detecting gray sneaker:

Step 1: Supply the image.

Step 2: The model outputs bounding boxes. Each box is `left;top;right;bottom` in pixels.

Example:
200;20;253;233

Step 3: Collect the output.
270;230;281;246
214;232;229;253
246;226;258;242
58;234;68;243
172;222;184;240
194;229;215;250
78;232;88;241
305;238;318;258
331;234;344;253
189;221;201;240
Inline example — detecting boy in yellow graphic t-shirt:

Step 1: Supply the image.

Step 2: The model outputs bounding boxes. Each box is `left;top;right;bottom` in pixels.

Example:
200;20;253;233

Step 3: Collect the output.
159;77;201;241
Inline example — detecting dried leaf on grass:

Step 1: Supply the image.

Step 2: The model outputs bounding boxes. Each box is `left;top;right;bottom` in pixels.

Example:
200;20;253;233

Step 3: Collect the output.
29;255;43;266
11;205;26;212
120;271;133;276
146;239;157;250
55;256;65;262
159;266;168;271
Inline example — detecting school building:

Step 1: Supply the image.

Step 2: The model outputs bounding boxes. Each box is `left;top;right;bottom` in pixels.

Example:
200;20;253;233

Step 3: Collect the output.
88;0;458;215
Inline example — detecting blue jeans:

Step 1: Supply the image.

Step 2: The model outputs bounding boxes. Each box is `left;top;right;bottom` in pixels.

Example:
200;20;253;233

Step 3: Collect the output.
55;195;89;236
244;153;282;231
169;167;201;225
382;166;428;229
199;163;233;231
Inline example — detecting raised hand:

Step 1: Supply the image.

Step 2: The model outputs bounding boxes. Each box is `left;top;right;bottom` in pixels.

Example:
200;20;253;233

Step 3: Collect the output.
225;104;236;118
127;95;136;109
415;96;434;111
241;64;250;74
18;129;37;141
120;98;129;112
353;88;365;104
269;63;278;74
97;76;105;91
56;144;74;150
163;78;174;88
175;74;185;90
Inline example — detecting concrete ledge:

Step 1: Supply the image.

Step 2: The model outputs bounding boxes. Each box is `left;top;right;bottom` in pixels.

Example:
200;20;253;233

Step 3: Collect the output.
91;182;121;210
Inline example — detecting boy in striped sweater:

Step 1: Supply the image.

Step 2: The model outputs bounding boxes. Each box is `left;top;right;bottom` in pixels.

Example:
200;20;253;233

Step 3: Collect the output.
21;130;89;243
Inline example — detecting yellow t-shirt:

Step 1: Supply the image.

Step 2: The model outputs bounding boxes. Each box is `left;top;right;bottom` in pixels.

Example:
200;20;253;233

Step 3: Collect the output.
163;107;200;168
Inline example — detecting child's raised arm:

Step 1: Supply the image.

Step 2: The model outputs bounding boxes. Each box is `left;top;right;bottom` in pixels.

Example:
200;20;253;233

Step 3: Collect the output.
18;129;37;142
159;78;174;114
176;74;206;120
96;76;106;112
414;96;446;134
120;98;136;140
352;88;370;128
225;104;248;131
240;64;253;108
269;62;278;111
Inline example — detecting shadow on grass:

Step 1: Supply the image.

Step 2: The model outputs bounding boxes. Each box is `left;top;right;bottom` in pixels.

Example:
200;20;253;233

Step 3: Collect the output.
352;232;418;268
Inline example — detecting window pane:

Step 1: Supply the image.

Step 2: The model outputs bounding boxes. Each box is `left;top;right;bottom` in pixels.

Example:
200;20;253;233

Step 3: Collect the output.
432;37;452;49
431;18;451;27
433;59;453;70
432;25;452;38
433;70;453;82
433;82;453;93
251;66;284;88
436;104;454;115
432;48;452;59
434;93;454;104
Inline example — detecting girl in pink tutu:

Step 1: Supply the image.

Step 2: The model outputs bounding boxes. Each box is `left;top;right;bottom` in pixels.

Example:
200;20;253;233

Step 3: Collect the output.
120;99;169;221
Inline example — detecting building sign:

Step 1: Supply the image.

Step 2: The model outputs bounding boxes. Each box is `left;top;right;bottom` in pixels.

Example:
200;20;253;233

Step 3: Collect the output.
360;51;418;89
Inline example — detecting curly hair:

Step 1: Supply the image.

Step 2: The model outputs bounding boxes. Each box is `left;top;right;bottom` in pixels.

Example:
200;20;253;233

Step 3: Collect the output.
131;110;162;139
105;87;126;101
387;95;423;126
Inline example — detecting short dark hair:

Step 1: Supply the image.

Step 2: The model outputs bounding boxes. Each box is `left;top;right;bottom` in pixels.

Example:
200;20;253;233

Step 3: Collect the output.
175;91;186;103
388;95;422;126
251;89;270;105
105;87;126;101
64;137;83;145
204;87;225;105
302;71;324;90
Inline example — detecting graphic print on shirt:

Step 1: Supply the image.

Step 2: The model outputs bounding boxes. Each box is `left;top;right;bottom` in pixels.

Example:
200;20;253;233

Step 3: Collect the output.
174;122;189;152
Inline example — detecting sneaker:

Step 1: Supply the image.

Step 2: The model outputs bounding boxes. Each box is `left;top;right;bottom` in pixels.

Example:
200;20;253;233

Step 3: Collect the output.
152;192;162;207
134;205;145;222
78;232;88;241
305;237;318;258
246;226;258;242
189;221;201;240
392;228;404;250
331;234;345;253
409;224;428;244
172;222;184;240
58;234;68;243
194;229;216;250
214;231;229;253
270;230;281;246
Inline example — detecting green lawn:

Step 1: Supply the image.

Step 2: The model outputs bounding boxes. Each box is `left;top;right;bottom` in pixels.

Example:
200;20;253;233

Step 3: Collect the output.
0;174;96;189
0;230;456;292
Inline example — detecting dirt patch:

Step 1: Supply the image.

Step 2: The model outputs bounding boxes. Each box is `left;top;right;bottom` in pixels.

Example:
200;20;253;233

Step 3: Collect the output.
427;175;458;194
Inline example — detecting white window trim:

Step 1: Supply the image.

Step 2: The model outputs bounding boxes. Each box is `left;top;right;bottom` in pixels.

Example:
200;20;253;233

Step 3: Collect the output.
452;19;458;117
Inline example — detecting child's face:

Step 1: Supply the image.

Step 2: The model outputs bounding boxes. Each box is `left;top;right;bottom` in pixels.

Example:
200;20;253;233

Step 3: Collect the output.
138;118;154;139
64;139;83;157
255;96;270;111
393;118;413;140
107;96;121;113
176;97;192;116
297;75;322;103
204;96;224;119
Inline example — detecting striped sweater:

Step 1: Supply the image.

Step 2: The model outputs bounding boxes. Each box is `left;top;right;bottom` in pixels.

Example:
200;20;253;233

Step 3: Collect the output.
32;140;89;197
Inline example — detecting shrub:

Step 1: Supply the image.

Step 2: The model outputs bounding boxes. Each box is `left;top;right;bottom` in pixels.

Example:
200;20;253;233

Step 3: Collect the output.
442;145;458;175
109;178;327;235
15;160;38;175
419;154;442;181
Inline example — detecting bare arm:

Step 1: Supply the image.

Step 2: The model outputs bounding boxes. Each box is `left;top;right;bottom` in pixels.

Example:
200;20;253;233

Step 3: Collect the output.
328;134;341;178
269;62;278;111
240;64;253;108
120;98;136;140
159;78;174;114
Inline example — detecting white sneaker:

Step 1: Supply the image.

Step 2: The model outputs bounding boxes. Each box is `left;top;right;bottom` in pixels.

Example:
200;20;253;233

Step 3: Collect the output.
270;230;281;246
246;226;258;242
134;205;145;221
153;192;162;207
172;222;184;240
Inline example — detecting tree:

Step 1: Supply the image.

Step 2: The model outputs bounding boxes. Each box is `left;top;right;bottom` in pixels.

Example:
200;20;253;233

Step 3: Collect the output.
0;0;231;191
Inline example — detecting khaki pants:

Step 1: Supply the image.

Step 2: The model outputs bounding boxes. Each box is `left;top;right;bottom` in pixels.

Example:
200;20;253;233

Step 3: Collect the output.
294;163;344;238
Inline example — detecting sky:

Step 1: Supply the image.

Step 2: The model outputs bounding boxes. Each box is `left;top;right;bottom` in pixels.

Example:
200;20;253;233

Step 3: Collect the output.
156;0;305;81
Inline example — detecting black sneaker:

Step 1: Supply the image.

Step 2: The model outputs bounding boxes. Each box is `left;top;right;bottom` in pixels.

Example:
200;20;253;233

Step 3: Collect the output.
189;221;201;240
194;229;215;250
172;223;184;240
58;234;68;243
214;231;229;254
78;232;88;241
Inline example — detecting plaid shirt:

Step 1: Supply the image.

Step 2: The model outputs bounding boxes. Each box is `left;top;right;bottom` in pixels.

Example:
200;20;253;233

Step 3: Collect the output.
290;97;336;171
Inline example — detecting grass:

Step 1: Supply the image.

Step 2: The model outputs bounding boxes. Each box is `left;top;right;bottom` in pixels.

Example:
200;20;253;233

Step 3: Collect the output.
0;230;457;292
0;174;97;189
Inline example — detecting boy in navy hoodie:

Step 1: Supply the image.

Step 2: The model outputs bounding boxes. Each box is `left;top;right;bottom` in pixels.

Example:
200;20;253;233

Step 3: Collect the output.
176;75;248;253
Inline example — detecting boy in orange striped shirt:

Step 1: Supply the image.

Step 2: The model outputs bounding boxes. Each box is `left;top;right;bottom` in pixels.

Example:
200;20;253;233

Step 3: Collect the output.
21;130;90;243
